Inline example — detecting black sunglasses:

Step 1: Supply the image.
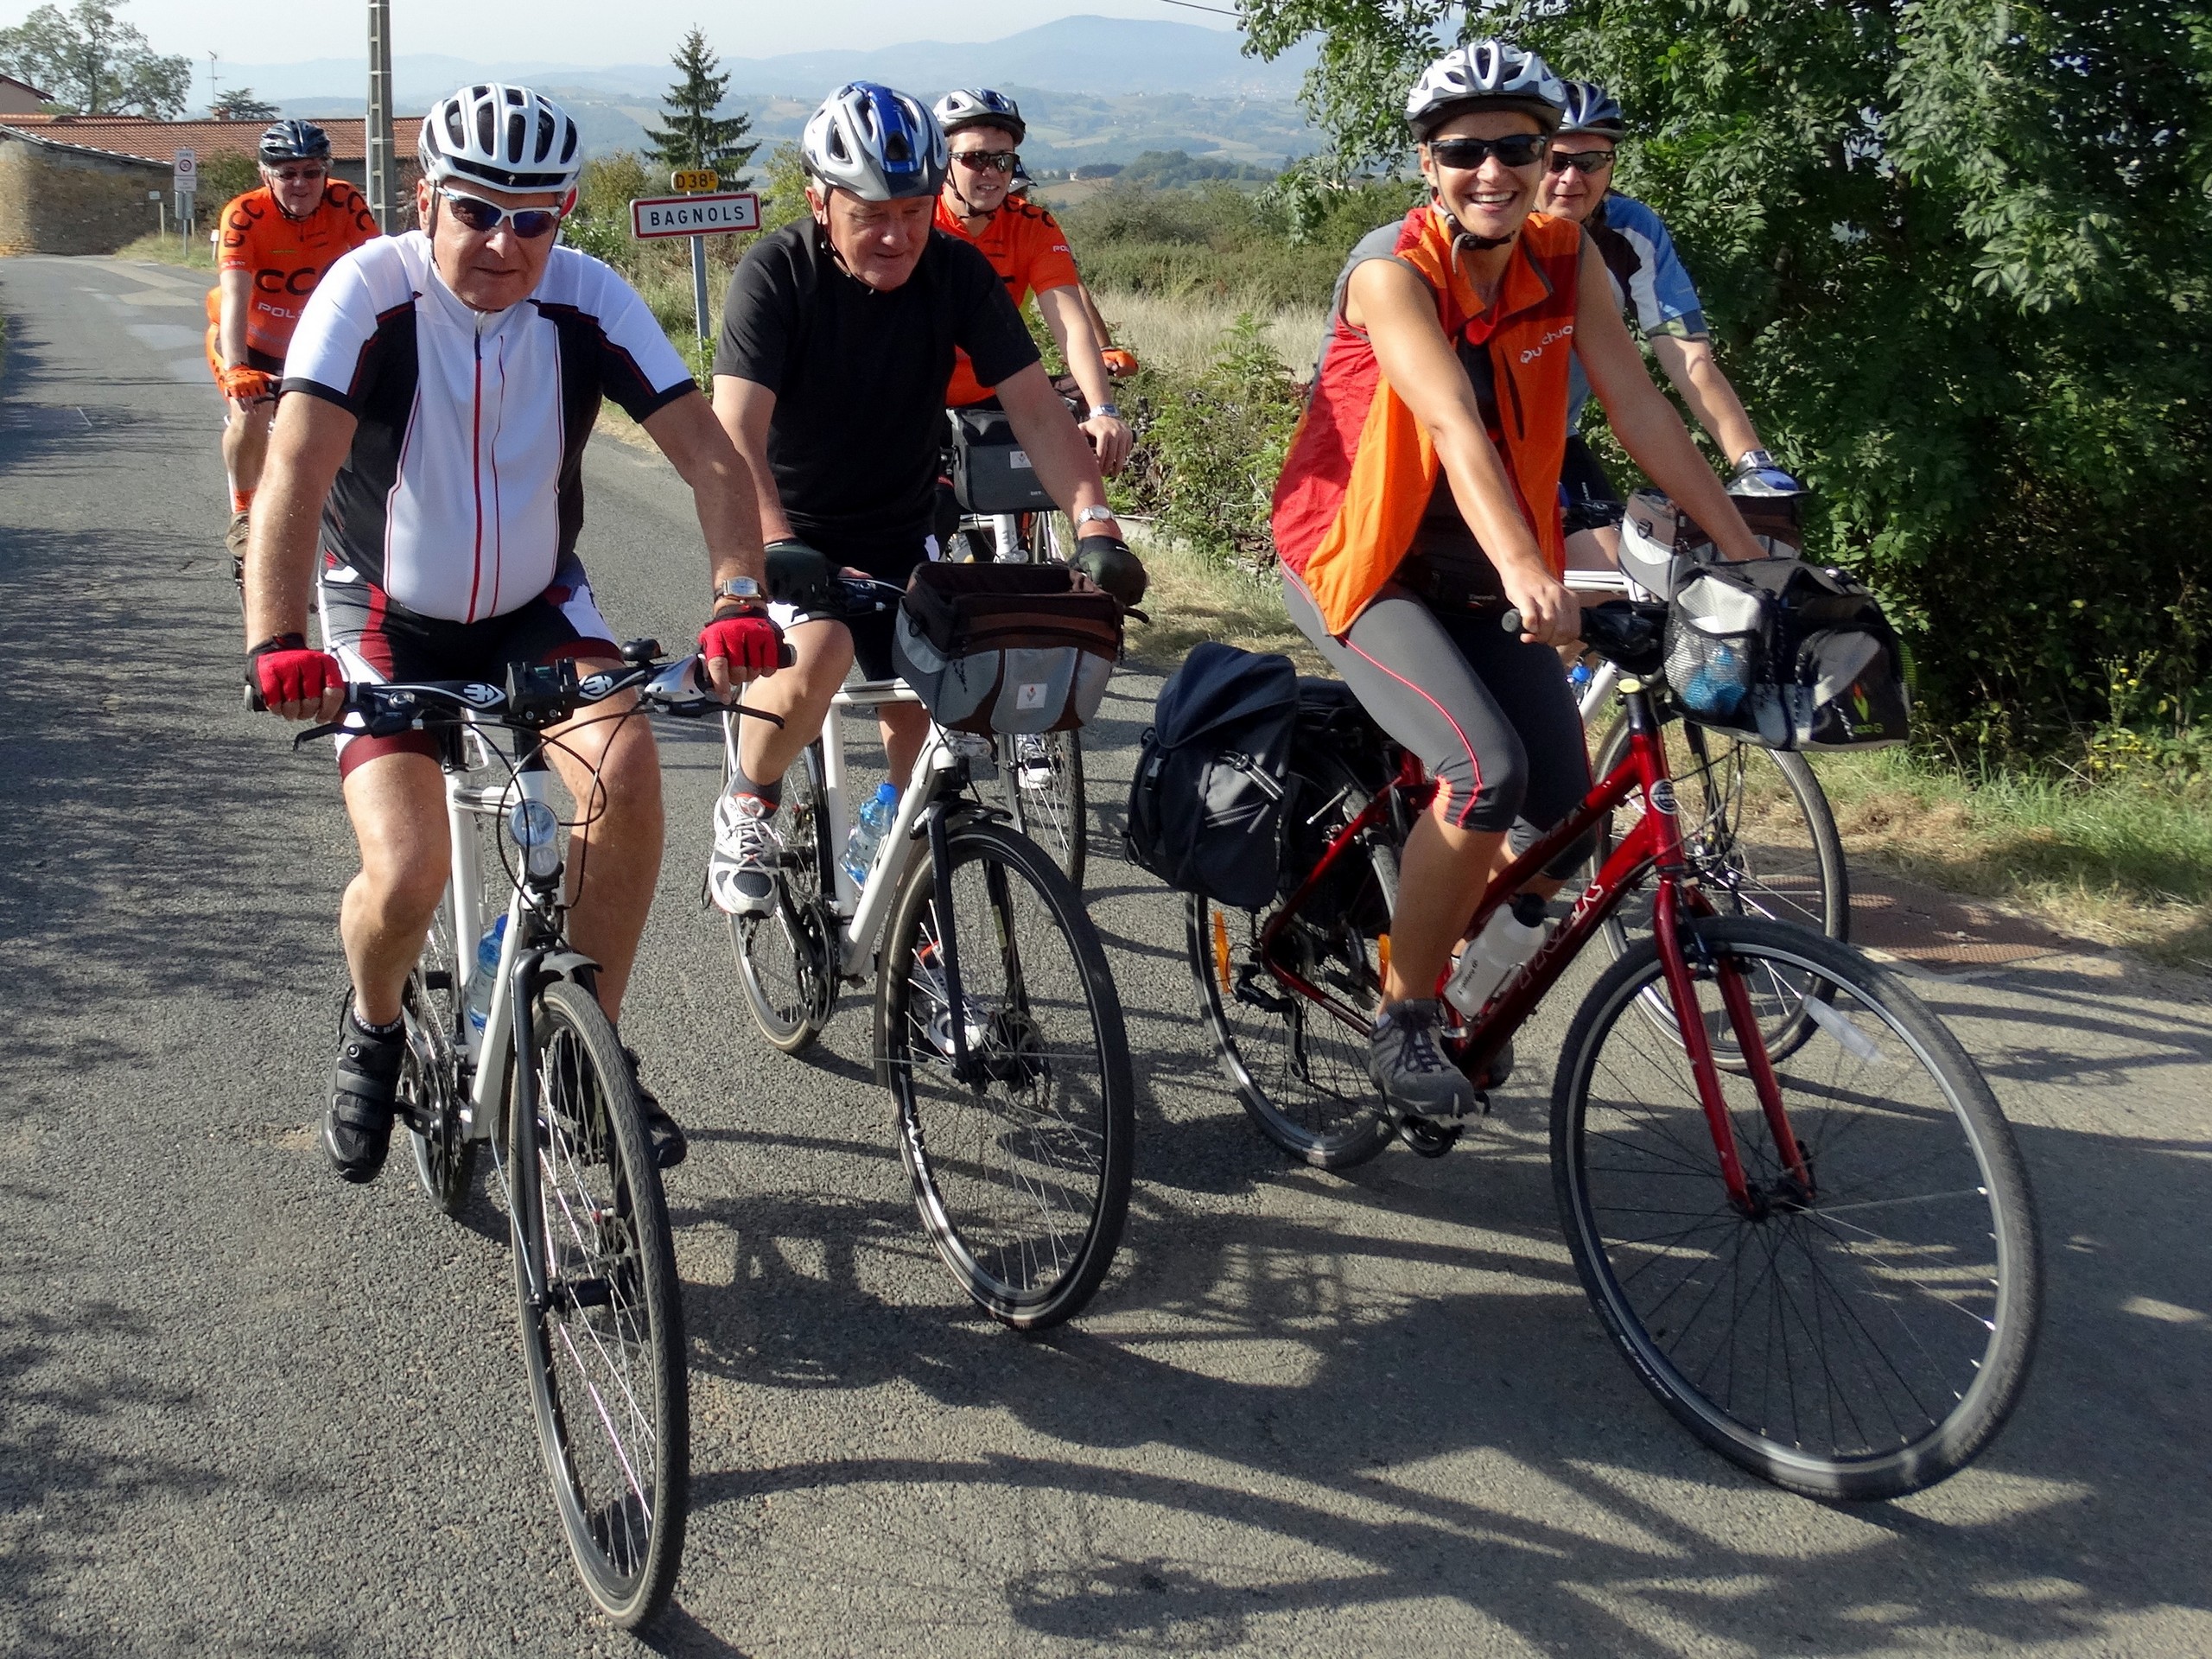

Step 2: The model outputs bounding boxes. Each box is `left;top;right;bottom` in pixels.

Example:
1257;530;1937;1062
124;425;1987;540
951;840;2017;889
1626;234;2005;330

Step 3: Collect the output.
1546;149;1616;175
1428;133;1550;171
439;188;564;238
953;149;1018;174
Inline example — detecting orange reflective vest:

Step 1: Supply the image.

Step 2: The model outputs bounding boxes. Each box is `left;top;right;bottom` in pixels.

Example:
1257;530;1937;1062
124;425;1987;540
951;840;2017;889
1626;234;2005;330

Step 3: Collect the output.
1272;207;1582;637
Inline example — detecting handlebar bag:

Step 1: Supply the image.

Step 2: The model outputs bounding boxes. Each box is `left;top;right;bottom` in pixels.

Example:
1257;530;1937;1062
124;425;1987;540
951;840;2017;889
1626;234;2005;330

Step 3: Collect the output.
1665;557;1910;750
948;404;1059;514
893;562;1122;736
1123;643;1300;911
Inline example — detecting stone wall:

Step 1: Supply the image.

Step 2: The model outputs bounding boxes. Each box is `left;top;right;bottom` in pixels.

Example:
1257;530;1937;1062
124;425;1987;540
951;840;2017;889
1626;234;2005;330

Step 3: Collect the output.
0;134;168;255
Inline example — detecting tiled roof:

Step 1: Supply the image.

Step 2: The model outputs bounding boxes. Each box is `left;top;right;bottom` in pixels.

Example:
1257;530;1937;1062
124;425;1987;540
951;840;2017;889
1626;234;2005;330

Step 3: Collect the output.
0;72;54;102
0;115;424;166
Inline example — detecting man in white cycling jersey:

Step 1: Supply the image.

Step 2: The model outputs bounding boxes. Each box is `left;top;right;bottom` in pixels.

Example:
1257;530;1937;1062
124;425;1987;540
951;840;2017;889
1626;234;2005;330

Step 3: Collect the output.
244;84;782;1183
1536;79;1802;566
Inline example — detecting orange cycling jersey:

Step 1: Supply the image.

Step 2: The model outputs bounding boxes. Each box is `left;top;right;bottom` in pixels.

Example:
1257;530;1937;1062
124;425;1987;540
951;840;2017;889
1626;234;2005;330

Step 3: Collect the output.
934;194;1081;407
204;179;381;372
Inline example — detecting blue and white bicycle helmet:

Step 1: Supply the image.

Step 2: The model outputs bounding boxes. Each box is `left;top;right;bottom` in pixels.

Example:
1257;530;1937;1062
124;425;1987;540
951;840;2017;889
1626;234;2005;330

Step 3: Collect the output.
802;82;947;200
419;83;583;195
1557;79;1628;138
934;88;1025;146
1405;40;1567;140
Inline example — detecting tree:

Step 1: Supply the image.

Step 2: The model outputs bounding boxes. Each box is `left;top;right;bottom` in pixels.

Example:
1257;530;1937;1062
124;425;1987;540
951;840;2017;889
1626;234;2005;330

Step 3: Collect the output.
209;86;279;122
1240;0;2212;757
0;0;191;118
643;28;757;184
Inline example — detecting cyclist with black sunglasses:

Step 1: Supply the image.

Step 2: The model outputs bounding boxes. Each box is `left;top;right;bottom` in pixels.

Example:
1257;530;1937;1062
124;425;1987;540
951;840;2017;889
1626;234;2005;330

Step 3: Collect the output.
205;121;382;586
931;89;1131;475
241;84;780;1183
1535;79;1802;568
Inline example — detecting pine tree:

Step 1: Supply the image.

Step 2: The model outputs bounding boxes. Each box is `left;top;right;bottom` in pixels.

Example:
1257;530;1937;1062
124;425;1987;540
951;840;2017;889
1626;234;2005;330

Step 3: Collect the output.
643;28;756;185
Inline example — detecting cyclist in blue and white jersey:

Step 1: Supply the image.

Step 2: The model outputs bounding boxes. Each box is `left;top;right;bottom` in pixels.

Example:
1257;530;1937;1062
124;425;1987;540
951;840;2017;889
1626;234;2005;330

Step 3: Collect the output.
242;84;782;1183
1535;79;1801;566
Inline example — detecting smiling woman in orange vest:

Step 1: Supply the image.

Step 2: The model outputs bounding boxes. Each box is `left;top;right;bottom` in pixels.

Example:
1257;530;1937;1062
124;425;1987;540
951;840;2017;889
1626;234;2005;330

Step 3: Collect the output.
1269;39;1766;1122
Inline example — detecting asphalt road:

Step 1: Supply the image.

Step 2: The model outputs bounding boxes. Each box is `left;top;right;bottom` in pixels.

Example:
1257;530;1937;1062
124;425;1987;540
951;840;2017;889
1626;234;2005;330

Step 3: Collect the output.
4;254;2211;1658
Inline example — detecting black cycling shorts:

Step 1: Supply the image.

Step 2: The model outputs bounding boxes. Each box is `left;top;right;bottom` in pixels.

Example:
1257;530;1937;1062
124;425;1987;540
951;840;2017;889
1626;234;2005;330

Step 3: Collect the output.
1560;435;1627;536
318;550;618;776
772;522;940;682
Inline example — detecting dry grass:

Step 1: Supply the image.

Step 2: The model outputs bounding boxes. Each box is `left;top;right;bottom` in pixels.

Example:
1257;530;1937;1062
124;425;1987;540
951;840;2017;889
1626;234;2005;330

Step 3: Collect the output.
1121;528;1321;675
115;228;213;270
1093;287;1328;379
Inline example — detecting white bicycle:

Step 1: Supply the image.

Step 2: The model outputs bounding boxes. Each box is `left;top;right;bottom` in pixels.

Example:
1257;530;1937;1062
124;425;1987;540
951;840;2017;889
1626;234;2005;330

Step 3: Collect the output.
722;578;1134;1330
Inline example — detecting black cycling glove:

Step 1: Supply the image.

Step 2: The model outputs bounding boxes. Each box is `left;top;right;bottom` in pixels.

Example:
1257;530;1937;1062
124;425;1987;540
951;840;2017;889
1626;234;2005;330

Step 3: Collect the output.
763;540;836;610
1072;535;1147;608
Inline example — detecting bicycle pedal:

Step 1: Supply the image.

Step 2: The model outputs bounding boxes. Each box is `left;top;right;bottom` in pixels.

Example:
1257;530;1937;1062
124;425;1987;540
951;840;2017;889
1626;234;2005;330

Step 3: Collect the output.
422;970;454;992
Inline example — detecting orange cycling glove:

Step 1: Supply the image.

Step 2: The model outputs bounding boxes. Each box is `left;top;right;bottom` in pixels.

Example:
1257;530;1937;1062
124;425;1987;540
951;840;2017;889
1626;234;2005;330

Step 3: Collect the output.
218;366;278;404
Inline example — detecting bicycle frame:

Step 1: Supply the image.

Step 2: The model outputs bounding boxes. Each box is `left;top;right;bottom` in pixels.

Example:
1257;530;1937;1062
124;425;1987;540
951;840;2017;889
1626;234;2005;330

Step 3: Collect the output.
1256;677;1810;1211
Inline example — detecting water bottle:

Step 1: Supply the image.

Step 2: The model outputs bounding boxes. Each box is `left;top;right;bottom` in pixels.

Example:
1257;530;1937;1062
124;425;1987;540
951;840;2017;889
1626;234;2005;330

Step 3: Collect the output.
1681;641;1745;716
1444;893;1549;1020
464;914;507;1036
842;783;899;890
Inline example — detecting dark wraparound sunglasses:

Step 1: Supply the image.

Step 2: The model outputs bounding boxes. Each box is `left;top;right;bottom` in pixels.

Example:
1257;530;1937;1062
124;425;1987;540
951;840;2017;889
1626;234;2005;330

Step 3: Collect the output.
953;149;1018;174
1547;149;1616;175
440;188;565;238
1428;133;1549;171
270;165;327;184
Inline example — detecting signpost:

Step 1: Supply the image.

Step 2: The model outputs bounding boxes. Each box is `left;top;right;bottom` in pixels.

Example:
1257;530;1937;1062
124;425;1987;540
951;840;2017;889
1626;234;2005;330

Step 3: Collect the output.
172;148;197;249
630;175;760;359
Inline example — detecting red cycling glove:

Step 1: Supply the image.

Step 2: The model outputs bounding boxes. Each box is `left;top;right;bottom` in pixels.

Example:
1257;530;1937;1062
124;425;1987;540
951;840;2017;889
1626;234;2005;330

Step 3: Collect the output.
246;632;344;709
698;610;785;679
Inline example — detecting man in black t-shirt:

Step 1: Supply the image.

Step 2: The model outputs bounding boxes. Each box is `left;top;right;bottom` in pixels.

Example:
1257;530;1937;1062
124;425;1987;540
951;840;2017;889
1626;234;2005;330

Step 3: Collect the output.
705;81;1141;915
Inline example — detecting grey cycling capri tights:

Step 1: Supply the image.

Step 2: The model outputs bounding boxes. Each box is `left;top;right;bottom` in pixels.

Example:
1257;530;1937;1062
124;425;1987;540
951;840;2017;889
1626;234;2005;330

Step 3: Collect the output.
1283;574;1597;878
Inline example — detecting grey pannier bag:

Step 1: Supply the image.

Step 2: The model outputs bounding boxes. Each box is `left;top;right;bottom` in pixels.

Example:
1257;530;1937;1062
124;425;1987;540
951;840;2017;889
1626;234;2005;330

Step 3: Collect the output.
892;563;1123;737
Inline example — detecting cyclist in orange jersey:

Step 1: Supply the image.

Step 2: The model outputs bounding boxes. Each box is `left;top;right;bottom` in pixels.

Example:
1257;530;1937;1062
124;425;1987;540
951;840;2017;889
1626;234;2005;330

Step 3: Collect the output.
206;121;381;583
931;90;1131;475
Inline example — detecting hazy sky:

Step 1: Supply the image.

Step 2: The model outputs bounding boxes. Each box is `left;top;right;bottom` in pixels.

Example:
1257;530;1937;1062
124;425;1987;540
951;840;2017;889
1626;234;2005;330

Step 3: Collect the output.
93;1;1236;69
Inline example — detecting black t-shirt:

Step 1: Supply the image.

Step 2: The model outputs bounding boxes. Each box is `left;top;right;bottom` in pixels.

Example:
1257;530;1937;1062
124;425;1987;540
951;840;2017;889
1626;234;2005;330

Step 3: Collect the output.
715;219;1041;543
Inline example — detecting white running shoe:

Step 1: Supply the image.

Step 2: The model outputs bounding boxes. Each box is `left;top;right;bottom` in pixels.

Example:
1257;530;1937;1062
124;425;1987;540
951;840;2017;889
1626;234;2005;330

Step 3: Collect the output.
1013;732;1055;792
709;789;781;916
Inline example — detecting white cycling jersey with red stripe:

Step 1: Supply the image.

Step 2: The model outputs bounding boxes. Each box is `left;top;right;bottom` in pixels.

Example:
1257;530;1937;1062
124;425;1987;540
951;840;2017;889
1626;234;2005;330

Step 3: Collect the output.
283;231;693;623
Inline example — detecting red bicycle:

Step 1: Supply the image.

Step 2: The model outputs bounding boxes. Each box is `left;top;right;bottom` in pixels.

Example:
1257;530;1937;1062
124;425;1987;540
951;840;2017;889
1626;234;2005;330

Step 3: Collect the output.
1188;601;2040;1499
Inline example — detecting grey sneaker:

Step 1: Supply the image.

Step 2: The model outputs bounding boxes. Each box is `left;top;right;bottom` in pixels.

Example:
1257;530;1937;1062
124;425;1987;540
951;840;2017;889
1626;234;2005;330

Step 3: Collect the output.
708;789;779;917
1369;999;1478;1121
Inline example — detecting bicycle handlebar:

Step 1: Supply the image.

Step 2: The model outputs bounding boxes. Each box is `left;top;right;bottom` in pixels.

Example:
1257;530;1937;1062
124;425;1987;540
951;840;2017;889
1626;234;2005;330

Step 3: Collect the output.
1503;598;1668;675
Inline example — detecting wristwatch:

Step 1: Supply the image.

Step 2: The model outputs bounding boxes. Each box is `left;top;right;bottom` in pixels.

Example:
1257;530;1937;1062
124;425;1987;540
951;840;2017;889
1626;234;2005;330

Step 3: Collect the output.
1075;504;1118;528
1086;403;1122;421
713;575;766;611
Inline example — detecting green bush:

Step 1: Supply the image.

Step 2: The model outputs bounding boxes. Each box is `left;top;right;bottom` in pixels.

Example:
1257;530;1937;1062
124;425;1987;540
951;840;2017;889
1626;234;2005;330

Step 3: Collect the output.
1123;314;1306;564
198;150;258;211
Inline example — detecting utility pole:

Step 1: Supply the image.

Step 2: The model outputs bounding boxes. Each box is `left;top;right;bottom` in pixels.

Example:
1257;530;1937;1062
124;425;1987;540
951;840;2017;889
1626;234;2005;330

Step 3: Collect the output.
365;0;397;232
207;51;217;116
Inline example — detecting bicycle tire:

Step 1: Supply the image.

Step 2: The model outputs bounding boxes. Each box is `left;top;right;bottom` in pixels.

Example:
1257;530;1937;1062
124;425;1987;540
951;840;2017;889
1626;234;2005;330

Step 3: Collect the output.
1186;753;1396;1168
512;978;690;1626
728;736;836;1054
876;817;1134;1329
998;728;1087;888
1552;916;2040;1501
405;899;476;1214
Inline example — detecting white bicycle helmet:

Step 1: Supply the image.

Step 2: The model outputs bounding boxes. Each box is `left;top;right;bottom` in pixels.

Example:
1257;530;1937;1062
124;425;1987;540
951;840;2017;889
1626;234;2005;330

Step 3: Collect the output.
934;88;1025;146
1557;79;1627;138
1405;40;1567;140
420;83;583;195
802;82;947;201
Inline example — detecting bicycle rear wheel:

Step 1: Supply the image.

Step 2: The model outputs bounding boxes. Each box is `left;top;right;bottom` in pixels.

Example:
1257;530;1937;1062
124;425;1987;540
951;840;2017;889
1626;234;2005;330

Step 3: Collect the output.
877;818;1133;1329
512;979;689;1625
998;728;1087;887
728;736;836;1053
1552;917;2040;1500
405;897;476;1214
1186;755;1396;1168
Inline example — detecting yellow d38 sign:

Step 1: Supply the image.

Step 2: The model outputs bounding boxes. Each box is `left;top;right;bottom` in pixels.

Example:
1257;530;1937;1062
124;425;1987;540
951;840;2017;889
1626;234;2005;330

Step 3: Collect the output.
671;168;719;194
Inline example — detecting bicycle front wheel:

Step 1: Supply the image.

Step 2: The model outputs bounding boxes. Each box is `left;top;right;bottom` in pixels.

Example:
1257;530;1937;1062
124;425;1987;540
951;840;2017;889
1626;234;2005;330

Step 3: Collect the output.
1553;917;2040;1500
728;736;836;1053
877;818;1133;1329
998;728;1087;887
512;979;689;1626
405;896;476;1215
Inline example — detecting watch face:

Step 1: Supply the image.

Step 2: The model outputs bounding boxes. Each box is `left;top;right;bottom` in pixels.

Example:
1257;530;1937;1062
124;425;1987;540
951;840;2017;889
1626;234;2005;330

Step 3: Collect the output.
718;578;764;601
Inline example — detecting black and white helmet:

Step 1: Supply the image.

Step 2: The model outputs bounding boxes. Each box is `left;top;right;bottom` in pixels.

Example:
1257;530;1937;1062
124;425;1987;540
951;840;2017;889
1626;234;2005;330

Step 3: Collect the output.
259;120;330;164
934;88;1025;146
419;84;583;195
802;82;947;201
1558;79;1627;138
1405;40;1567;141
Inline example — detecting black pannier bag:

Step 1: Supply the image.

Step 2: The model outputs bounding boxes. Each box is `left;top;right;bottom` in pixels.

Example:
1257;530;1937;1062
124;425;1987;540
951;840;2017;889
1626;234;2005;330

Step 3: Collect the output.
892;563;1122;736
947;404;1058;514
1664;556;1911;750
1124;643;1300;911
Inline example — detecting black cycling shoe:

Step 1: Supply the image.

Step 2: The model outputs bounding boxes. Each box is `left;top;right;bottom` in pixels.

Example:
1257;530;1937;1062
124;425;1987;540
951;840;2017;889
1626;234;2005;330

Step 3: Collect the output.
622;1046;688;1171
327;1000;407;1184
